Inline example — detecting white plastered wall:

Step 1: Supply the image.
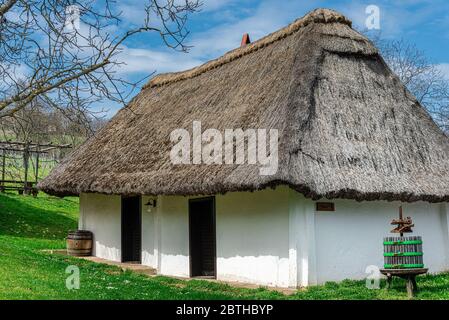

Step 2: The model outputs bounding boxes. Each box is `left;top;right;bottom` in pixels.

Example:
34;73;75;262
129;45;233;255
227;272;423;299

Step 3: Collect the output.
215;187;290;287
144;187;291;286
79;193;121;262
313;199;449;284
80;191;449;288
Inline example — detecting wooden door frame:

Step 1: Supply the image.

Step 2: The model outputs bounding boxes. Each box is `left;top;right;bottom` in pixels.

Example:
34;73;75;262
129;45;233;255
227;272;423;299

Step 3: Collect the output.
188;196;216;278
121;195;142;263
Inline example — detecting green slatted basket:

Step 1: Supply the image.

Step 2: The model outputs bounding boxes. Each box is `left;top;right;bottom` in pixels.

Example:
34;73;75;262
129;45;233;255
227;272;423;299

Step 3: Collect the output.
383;236;424;269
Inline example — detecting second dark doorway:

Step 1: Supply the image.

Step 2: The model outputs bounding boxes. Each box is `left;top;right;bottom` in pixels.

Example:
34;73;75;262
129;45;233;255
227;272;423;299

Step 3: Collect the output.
189;197;216;278
121;195;141;263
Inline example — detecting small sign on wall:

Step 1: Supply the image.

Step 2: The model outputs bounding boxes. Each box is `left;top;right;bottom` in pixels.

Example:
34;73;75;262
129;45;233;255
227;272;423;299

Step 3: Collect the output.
316;202;335;212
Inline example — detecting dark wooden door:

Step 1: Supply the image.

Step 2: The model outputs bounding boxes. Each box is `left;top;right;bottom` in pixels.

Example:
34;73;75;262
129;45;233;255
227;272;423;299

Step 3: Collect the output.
121;196;141;263
189;197;216;278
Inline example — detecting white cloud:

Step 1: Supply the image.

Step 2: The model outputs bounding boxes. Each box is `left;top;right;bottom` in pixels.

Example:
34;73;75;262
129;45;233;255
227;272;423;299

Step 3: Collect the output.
115;0;235;26
117;3;147;24
114;1;449;80
114;0;317;76
187;0;318;59
116;46;204;75
202;0;236;12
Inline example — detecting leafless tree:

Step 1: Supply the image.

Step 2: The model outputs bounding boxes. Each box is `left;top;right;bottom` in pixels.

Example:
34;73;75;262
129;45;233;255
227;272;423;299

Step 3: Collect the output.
0;98;89;145
371;36;449;133
0;0;201;119
0;96;106;182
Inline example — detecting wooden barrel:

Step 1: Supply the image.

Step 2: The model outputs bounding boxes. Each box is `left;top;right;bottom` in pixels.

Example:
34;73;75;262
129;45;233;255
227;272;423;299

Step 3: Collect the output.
383;236;424;269
67;230;93;256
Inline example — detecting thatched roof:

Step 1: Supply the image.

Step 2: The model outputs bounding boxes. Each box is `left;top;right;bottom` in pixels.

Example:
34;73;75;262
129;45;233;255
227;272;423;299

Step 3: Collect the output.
39;8;449;202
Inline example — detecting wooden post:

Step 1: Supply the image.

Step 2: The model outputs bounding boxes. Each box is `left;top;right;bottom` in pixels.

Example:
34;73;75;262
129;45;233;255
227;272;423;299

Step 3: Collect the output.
32;150;40;197
1;149;5;192
386;274;392;289
35;150;40;184
23;142;29;195
405;275;417;298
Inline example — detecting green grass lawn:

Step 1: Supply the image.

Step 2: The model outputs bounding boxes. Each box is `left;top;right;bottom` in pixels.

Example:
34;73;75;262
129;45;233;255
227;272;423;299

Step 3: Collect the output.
0;192;448;300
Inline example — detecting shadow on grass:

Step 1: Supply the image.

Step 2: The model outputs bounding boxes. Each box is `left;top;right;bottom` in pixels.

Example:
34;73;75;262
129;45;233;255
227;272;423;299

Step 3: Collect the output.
0;192;78;240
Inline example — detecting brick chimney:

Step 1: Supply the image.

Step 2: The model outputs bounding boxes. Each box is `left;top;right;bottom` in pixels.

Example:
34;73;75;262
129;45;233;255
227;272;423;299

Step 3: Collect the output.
240;33;251;47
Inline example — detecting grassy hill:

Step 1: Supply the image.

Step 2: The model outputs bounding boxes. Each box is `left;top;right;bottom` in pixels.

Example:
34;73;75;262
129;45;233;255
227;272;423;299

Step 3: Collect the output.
0;192;448;300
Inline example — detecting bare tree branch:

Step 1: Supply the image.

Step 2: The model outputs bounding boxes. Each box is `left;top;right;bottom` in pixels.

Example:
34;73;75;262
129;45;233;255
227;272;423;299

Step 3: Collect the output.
0;0;201;119
0;0;17;17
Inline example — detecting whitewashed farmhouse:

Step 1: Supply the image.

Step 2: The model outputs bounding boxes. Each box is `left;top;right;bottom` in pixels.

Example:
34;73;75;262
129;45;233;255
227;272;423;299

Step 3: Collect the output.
40;9;449;288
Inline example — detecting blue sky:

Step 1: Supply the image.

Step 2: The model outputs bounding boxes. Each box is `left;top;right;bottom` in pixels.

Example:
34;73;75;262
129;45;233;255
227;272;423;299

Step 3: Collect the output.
105;0;449;116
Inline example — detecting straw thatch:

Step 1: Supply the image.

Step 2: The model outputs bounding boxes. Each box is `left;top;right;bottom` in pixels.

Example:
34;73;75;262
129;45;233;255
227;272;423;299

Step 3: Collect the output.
39;8;449;202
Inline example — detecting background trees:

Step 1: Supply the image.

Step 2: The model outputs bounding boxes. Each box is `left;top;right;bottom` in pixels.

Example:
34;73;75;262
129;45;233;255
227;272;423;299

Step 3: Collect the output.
371;36;449;133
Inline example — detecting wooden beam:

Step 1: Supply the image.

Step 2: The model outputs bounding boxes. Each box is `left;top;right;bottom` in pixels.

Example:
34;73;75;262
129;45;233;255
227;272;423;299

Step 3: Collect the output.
39;146;60;152
0;180;36;185
1;150;5;187
0;140;72;149
0;147;48;154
